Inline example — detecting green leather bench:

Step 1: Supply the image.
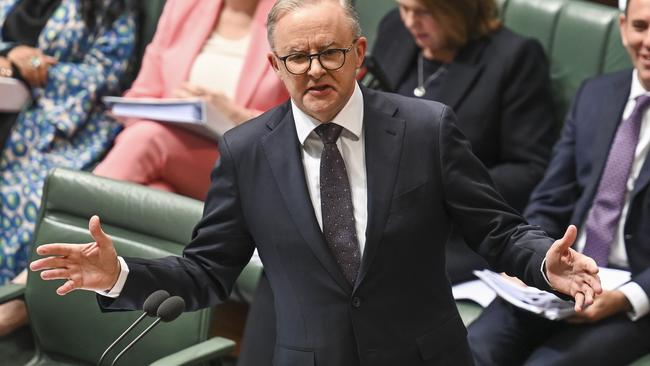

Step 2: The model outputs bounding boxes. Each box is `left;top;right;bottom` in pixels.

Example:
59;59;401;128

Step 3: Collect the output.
0;168;263;365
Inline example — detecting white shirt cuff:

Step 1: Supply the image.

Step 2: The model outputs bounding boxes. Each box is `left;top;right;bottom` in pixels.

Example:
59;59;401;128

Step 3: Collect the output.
95;256;130;298
540;257;553;288
617;281;650;321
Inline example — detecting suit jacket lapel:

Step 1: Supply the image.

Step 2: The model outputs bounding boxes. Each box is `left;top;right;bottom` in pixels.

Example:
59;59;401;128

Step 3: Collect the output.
261;103;352;293
356;88;405;289
436;39;487;111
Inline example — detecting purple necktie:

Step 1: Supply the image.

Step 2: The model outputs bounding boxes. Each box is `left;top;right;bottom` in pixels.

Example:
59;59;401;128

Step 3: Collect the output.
316;123;361;284
583;94;650;266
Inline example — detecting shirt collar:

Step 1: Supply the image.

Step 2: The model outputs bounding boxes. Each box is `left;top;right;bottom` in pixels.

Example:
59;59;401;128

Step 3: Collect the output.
630;69;649;101
292;82;364;145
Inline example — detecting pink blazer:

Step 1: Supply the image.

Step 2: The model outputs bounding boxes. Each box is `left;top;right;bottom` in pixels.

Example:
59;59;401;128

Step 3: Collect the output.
125;0;287;113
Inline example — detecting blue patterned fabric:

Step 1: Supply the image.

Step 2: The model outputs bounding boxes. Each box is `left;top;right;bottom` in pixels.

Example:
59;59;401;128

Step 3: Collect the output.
0;0;135;283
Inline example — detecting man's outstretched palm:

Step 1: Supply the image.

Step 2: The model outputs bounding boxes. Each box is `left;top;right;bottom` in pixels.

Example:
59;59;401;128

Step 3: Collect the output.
30;215;120;295
544;225;602;311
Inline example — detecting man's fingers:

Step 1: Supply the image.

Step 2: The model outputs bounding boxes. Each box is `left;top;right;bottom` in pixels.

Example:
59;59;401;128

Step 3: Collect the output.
41;268;70;280
30;256;69;271
581;271;602;294
553;225;578;253
89;215;111;247
581;286;595;307
574;291;585;312
56;280;77;296
33;243;76;258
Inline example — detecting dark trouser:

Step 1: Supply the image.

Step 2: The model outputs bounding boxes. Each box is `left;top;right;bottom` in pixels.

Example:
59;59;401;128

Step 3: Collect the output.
237;272;276;366
468;298;650;366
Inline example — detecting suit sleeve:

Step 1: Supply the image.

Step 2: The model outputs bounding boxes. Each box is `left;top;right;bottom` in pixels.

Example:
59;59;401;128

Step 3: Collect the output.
523;81;588;238
437;106;554;291
487;38;557;211
99;135;254;311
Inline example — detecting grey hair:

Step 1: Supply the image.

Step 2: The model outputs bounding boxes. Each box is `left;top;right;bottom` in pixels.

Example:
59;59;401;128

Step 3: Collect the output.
267;0;362;51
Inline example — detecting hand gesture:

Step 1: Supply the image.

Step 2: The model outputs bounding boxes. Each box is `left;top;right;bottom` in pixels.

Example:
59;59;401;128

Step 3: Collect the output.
565;290;631;324
7;45;57;87
172;82;255;123
29;215;120;295
545;225;602;311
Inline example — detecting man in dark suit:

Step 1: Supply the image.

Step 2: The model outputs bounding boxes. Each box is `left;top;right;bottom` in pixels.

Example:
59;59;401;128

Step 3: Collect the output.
468;0;650;364
31;1;600;365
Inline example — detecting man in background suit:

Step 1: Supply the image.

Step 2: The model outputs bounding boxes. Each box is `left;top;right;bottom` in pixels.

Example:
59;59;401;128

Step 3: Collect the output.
31;1;601;365
468;0;650;364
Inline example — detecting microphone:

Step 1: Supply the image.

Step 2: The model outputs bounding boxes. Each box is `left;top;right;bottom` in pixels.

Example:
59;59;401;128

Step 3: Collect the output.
110;296;186;366
97;290;170;366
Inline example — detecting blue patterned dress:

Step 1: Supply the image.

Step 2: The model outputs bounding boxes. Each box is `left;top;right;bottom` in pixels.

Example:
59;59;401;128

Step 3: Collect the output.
0;0;135;283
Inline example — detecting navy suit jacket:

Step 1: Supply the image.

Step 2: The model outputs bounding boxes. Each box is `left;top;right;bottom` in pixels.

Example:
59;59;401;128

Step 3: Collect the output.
102;87;555;366
525;69;650;295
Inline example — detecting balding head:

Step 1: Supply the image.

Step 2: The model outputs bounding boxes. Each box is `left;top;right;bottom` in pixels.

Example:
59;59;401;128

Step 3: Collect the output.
267;0;361;50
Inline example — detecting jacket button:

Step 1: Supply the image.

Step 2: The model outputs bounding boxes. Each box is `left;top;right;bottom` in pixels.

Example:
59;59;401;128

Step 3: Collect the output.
625;234;633;240
351;296;362;308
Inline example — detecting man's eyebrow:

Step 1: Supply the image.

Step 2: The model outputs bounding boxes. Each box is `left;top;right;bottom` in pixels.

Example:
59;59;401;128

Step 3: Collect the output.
283;41;337;54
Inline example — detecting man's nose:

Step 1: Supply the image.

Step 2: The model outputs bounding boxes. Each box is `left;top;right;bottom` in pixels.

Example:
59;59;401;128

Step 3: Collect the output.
308;57;326;79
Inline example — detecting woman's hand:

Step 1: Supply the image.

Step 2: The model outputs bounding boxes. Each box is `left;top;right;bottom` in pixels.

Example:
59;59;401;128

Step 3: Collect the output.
0;57;13;77
173;83;256;124
7;45;57;87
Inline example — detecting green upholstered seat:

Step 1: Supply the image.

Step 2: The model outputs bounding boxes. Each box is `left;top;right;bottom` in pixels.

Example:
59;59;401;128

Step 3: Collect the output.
354;0;396;52
503;0;567;53
0;168;243;365
603;17;632;74
549;1;622;120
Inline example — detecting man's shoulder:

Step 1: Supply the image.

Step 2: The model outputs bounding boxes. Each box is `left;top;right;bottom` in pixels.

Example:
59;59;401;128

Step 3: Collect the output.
221;101;291;148
581;69;633;91
364;87;450;125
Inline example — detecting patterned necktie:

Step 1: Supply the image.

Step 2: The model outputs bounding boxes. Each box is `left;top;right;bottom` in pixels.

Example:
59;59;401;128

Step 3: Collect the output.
583;94;650;266
315;123;361;284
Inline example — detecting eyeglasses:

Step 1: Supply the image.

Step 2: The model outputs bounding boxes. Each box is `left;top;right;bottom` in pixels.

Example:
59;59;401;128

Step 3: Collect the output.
276;41;357;75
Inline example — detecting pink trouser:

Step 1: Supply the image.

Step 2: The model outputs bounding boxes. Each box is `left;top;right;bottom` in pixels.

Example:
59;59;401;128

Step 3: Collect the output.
94;121;220;201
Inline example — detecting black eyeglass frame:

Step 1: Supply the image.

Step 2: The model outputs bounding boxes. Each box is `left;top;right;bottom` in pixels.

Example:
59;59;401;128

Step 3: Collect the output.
275;40;358;75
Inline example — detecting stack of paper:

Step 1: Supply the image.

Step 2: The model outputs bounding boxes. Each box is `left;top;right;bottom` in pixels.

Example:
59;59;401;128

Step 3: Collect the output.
0;77;30;112
103;96;236;141
469;268;631;320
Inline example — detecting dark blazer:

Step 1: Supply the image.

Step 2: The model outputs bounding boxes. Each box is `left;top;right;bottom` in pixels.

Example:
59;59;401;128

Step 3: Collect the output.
373;9;556;211
372;9;557;283
102;87;555;366
525;69;650;293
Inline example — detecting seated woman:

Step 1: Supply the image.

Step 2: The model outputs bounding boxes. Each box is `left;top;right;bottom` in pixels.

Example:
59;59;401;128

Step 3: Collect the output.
372;0;558;284
93;0;288;200
0;0;135;335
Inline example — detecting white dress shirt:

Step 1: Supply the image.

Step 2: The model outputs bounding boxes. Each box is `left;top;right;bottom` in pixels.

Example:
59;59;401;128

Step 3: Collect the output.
574;70;650;320
291;82;367;254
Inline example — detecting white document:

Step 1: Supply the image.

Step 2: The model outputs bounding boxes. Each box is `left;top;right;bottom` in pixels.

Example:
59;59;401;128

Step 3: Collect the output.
472;267;631;320
0;77;30;112
102;96;236;141
451;279;497;308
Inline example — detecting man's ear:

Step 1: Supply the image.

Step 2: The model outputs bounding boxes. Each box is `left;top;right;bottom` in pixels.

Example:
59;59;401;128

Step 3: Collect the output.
619;14;629;47
354;37;368;68
268;53;280;72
